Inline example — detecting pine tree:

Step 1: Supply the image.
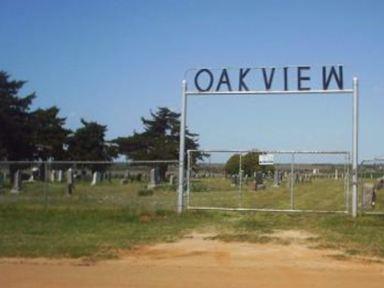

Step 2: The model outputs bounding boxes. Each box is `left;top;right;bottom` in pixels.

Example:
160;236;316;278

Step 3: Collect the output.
114;107;205;180
0;71;35;161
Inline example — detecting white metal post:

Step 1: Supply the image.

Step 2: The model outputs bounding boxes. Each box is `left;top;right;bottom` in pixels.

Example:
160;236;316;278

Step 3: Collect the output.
186;150;191;208
177;80;187;214
352;77;359;217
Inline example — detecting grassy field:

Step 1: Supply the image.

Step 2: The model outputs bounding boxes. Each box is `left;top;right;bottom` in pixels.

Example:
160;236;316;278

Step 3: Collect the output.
0;177;384;260
0;180;177;211
189;177;348;211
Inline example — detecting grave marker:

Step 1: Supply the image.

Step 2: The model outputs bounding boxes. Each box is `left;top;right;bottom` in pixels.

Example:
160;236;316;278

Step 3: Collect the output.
10;170;21;194
66;168;74;196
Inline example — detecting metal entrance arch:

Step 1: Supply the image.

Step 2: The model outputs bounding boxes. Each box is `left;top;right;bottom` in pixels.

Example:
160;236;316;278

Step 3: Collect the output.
178;67;359;217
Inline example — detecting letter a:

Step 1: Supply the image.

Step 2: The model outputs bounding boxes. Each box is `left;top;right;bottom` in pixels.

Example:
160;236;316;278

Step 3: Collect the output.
216;69;232;91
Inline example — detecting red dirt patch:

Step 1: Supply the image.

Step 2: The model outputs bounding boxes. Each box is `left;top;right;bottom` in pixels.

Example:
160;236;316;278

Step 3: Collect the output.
1;232;384;288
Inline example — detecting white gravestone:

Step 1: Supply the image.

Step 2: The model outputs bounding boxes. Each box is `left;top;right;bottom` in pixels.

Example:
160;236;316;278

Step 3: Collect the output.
10;170;21;194
148;168;160;189
27;172;34;182
148;168;156;189
50;170;56;182
57;170;63;182
66;168;74;195
169;174;175;185
91;171;100;186
273;170;281;187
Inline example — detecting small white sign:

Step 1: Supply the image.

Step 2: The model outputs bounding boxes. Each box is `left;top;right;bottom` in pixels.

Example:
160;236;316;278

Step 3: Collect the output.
259;154;274;165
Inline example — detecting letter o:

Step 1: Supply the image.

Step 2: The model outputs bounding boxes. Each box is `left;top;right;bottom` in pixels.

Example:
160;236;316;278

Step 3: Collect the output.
194;69;214;92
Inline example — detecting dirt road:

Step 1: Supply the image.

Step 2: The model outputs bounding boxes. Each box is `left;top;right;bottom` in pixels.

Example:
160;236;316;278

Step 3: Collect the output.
1;231;383;288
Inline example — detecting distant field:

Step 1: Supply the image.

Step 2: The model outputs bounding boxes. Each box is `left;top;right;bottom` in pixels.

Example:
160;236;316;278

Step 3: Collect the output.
0;177;349;211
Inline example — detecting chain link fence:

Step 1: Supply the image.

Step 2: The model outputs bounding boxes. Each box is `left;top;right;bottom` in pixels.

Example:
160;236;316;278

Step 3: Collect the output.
0;160;179;212
359;158;384;214
187;150;350;213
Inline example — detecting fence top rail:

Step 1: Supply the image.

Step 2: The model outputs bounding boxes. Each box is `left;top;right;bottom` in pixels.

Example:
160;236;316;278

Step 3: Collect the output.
0;160;179;165
185;89;354;96
187;149;350;155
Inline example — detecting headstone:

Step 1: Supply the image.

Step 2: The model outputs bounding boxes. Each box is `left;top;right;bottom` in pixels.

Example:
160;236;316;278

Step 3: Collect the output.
27;173;34;182
335;169;339;180
148;168;160;189
253;172;265;190
169;174;175;185
57;170;63;182
294;173;300;184
66;168;74;196
273;170;281;187
155;167;161;184
120;171;129;184
50;170;56;182
362;183;377;209
91;171;100;186
255;172;263;185
10;170;21;194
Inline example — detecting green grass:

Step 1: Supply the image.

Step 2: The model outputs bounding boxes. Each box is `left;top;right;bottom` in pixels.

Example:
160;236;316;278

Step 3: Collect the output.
0;180;177;211
0;177;384;260
189;177;347;211
214;212;384;258
0;207;215;259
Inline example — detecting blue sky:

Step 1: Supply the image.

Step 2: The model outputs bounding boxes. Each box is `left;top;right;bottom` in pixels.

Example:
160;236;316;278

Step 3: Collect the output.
1;0;383;161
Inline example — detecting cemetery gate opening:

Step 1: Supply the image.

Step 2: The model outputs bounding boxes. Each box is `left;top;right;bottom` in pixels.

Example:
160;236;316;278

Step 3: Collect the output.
178;65;359;217
186;150;350;213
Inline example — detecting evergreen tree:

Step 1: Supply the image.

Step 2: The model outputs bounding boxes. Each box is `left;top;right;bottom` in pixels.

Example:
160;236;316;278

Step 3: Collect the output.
31;106;71;160
67;119;118;170
114;107;205;180
0;71;35;160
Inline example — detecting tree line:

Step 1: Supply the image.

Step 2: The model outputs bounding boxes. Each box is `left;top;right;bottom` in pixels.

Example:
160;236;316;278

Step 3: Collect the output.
0;71;202;164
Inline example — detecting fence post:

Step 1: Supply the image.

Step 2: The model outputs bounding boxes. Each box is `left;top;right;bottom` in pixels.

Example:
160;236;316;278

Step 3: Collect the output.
178;80;187;214
352;77;359;217
346;153;351;213
239;153;243;208
186;150;191;208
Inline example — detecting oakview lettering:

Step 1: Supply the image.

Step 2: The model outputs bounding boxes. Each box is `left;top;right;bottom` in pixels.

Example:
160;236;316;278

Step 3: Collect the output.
179;64;359;217
193;65;344;92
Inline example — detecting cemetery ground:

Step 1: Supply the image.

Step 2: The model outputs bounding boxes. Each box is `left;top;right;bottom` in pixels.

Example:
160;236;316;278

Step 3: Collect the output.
1;177;384;287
